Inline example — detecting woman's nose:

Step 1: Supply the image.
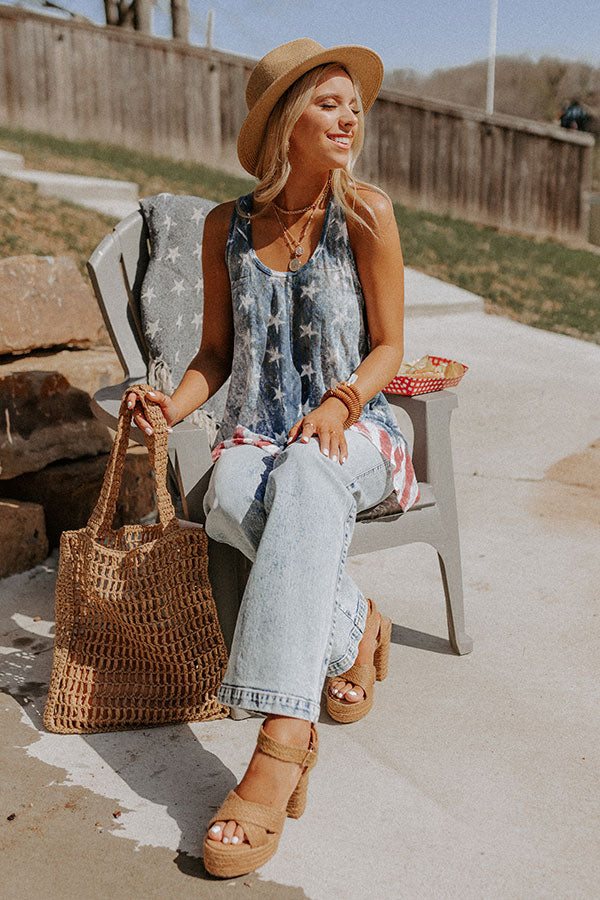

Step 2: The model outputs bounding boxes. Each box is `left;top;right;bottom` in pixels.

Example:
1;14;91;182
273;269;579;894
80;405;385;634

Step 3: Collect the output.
340;107;358;128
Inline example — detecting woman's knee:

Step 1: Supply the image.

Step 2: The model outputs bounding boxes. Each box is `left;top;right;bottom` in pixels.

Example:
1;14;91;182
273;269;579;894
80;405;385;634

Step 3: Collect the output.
203;447;271;554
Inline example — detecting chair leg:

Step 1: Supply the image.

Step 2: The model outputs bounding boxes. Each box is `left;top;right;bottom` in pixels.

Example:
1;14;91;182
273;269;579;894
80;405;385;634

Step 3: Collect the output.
437;545;473;655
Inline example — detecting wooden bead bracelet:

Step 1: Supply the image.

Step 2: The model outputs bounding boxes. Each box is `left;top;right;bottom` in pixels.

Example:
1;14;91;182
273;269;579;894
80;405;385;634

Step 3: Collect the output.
321;381;363;428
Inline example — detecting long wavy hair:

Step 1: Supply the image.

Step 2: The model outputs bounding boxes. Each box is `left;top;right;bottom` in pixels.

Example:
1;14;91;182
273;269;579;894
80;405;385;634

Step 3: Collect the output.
247;63;381;233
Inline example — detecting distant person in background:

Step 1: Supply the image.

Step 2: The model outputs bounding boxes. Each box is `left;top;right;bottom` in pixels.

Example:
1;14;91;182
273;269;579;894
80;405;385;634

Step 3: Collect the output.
560;100;590;131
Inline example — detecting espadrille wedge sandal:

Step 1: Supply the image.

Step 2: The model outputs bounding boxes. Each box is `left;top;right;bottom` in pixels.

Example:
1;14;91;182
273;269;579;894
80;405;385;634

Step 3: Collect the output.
326;599;392;724
203;722;318;878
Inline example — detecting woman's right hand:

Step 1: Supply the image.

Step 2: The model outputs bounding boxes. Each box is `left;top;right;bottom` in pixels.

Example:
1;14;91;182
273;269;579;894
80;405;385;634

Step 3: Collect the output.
126;389;179;435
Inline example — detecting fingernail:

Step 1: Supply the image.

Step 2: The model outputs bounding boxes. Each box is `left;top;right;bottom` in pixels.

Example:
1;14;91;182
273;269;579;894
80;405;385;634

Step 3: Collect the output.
301;436;309;442
145;427;153;435
148;391;156;396
210;825;221;833
222;837;230;844
127;401;133;408
341;456;346;464
167;427;173;433
347;690;357;697
322;448;329;456
231;836;240;844
332;455;338;463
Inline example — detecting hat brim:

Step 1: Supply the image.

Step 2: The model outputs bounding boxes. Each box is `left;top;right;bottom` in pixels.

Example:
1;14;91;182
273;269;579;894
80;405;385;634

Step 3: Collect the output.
237;45;384;177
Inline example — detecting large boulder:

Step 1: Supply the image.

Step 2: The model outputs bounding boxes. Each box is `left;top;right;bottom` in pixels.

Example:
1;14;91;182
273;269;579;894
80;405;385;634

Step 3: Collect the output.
0;499;48;577
0;346;123;398
0;371;113;479
0;255;109;355
0;447;155;548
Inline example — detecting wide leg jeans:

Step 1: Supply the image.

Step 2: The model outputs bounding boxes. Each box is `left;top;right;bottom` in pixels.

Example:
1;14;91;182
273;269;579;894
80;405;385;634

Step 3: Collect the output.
203;430;394;722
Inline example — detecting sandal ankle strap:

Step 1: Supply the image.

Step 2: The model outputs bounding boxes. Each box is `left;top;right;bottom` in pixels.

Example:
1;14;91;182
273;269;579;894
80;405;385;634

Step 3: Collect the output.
257;723;319;770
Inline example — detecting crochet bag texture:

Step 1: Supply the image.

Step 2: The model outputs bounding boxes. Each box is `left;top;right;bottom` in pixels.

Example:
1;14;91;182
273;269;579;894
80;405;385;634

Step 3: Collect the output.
43;385;229;733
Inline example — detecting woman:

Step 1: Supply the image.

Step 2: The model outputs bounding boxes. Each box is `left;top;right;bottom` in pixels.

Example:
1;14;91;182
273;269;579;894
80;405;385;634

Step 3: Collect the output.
128;38;419;878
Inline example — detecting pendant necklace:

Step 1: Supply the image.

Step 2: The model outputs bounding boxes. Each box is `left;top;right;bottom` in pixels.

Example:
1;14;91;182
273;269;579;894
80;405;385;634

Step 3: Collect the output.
272;178;330;272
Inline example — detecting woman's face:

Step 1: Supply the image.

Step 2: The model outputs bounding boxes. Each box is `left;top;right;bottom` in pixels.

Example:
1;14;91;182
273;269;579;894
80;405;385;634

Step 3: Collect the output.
288;68;360;174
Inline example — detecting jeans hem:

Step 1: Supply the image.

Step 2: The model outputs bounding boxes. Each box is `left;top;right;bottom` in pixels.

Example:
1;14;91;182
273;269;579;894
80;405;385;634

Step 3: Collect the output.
326;593;369;677
218;685;320;723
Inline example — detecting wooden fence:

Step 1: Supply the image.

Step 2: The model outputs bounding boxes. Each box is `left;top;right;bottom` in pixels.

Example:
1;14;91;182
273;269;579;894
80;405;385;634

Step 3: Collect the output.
0;5;595;240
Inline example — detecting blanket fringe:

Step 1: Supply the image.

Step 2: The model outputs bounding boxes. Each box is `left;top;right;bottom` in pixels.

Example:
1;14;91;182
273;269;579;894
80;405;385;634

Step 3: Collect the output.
148;358;219;444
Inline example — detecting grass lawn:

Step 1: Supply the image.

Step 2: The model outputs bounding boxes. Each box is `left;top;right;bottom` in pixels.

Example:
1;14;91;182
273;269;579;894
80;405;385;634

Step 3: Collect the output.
1;126;599;345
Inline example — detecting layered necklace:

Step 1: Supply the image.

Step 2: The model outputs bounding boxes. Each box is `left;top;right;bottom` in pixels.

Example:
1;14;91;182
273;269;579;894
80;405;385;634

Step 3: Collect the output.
272;177;331;272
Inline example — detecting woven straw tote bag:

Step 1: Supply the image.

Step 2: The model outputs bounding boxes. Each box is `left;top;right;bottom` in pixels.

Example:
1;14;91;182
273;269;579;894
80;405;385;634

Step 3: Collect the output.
43;385;229;733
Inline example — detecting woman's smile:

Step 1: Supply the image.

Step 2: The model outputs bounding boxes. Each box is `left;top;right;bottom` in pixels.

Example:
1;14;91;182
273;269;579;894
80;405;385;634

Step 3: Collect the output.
327;133;352;148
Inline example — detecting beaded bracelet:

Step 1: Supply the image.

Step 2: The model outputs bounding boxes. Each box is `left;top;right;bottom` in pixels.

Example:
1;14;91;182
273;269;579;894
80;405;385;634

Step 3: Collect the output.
321;381;363;428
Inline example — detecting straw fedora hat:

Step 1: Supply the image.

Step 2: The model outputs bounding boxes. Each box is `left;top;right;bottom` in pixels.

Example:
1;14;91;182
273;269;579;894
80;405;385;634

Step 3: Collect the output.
237;38;384;177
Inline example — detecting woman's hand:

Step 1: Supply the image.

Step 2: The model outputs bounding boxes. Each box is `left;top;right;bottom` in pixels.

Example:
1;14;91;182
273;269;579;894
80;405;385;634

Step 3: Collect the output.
287;397;348;463
126;390;179;436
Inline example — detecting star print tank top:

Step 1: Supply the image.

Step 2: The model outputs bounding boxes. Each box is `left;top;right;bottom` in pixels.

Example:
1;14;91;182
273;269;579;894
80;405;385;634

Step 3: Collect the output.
211;191;420;512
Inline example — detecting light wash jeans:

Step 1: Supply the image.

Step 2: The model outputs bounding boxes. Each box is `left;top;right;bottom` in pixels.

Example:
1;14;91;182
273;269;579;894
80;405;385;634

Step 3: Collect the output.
203;430;394;722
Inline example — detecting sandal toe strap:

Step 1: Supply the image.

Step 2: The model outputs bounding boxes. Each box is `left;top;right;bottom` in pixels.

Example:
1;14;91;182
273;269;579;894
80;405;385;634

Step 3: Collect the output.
338;662;376;696
208;790;286;849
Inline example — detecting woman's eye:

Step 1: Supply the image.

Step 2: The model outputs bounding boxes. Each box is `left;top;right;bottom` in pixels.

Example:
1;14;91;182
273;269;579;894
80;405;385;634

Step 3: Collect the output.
321;104;336;109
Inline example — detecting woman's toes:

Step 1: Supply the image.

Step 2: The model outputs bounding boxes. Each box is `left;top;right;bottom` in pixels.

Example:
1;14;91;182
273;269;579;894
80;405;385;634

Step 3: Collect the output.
222;820;237;844
329;680;343;697
207;821;225;842
232;824;246;845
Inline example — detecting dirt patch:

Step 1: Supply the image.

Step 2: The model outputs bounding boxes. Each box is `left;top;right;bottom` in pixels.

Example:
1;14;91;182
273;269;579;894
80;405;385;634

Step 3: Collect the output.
530;439;600;527
545;439;600;494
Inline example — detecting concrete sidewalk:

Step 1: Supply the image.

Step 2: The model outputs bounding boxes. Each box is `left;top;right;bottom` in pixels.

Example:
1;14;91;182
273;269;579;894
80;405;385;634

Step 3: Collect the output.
2;300;600;899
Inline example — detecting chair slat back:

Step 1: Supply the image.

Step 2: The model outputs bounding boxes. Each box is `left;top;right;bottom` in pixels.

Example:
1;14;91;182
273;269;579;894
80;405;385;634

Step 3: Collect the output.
86;211;149;380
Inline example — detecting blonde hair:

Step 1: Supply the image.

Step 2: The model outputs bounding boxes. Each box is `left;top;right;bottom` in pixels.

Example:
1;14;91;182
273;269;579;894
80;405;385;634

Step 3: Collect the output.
248;63;381;233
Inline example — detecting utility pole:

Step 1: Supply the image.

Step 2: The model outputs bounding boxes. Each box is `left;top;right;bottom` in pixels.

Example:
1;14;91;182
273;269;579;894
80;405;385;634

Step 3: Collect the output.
206;8;214;49
486;0;498;115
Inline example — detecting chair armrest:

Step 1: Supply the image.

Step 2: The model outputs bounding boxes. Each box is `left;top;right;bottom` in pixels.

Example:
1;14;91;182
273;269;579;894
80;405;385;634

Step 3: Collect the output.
384;389;458;419
92;379;203;439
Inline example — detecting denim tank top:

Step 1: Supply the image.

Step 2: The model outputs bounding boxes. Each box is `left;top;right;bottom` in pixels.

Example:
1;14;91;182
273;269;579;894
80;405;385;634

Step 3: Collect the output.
212;192;419;511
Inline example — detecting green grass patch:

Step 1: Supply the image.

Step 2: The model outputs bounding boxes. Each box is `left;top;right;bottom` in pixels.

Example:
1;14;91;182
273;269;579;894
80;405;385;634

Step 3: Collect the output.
395;205;600;344
1;126;599;344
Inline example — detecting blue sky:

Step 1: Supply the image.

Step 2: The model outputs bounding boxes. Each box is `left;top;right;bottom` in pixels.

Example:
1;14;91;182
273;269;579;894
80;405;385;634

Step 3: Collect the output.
10;0;600;73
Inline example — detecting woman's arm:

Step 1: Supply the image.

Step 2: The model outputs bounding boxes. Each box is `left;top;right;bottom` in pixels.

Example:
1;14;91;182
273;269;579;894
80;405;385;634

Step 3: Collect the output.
345;186;405;398
288;188;404;461
129;201;235;434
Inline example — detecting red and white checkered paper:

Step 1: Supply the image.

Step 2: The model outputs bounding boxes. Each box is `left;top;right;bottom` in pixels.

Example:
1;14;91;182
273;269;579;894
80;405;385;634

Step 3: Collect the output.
384;355;468;396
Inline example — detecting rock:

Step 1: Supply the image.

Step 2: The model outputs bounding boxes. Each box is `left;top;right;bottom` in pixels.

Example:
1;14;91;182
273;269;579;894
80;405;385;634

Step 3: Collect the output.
0;499;48;577
0;255;109;355
0;346;124;398
0;447;155;548
0;371;113;479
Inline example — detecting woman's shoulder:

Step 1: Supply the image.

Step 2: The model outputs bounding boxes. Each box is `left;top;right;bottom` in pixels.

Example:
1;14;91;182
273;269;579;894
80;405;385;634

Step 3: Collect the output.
344;183;396;243
205;199;237;230
352;183;393;216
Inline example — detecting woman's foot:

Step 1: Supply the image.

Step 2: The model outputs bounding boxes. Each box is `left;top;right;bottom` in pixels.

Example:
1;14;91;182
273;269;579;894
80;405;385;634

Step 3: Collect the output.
206;715;312;846
328;605;381;704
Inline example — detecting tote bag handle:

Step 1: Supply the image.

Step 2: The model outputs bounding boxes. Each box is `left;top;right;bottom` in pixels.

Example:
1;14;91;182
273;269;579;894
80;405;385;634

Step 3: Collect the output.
86;384;177;539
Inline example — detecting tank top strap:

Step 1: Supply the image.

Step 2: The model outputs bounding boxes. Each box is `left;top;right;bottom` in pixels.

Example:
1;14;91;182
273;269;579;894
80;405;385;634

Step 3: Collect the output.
226;193;253;282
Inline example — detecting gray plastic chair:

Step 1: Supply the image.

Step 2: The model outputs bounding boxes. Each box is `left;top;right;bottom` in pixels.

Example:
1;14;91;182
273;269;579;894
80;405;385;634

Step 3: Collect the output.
88;208;472;657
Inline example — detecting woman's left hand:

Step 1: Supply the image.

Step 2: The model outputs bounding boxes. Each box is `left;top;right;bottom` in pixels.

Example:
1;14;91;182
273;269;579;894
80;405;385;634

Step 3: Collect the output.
287;397;348;463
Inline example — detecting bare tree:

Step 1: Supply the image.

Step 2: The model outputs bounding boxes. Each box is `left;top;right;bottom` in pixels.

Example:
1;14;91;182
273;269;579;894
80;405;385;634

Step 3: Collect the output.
170;0;189;41
103;0;153;33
